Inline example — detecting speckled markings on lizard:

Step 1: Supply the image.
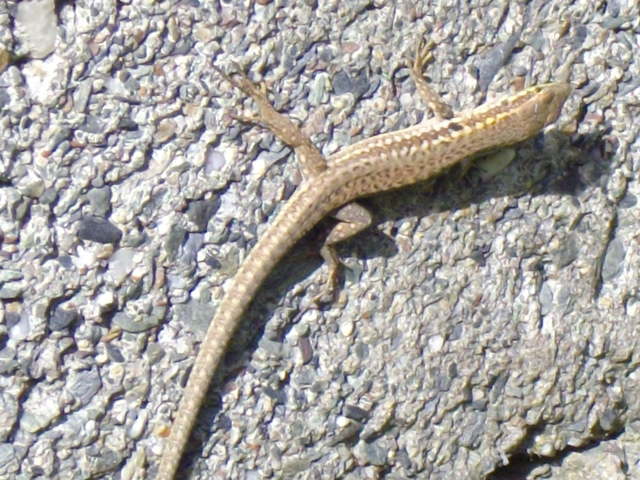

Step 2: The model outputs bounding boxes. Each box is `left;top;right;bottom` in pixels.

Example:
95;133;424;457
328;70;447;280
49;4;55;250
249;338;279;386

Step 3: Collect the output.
155;41;570;479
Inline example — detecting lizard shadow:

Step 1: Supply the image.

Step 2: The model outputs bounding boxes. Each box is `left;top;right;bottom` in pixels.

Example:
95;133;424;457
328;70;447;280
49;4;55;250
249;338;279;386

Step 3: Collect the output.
326;128;608;272
182;128;610;475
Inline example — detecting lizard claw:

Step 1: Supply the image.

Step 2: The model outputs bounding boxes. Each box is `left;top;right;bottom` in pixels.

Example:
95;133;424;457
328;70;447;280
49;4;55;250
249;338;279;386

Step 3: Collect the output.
412;38;436;74
214;63;271;105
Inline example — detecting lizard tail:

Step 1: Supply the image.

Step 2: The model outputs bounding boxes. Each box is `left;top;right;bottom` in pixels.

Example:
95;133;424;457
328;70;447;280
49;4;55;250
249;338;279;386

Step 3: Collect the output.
156;190;323;480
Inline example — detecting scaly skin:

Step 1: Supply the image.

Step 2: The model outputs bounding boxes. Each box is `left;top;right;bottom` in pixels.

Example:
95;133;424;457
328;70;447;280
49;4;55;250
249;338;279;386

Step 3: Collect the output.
155;76;570;479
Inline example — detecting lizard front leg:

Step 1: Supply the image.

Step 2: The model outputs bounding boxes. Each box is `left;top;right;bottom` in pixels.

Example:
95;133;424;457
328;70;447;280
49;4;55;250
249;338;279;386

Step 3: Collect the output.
410;39;454;121
409;40;481;178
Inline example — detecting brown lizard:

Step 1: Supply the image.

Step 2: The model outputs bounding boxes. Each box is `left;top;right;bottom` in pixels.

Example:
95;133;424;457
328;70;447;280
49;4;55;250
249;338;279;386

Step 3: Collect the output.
155;43;570;479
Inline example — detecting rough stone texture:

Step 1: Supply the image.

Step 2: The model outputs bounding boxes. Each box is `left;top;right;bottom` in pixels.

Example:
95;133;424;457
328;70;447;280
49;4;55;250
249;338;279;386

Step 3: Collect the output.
0;0;639;479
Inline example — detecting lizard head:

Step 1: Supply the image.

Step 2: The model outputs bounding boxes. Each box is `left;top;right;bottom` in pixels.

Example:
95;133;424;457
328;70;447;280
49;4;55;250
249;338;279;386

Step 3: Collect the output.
527;82;572;128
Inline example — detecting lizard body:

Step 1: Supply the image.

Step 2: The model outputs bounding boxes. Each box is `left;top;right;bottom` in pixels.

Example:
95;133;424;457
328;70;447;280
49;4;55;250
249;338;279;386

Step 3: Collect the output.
156;46;570;479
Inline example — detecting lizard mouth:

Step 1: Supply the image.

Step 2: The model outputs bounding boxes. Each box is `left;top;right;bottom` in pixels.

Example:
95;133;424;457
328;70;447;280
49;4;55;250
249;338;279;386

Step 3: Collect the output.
543;83;572;126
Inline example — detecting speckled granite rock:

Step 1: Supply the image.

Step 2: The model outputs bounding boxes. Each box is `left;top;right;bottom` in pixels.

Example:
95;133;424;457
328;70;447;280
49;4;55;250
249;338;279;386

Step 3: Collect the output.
1;0;639;479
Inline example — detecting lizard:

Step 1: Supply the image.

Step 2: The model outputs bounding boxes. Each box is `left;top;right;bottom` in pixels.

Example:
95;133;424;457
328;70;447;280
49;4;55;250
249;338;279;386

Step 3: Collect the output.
155;42;570;479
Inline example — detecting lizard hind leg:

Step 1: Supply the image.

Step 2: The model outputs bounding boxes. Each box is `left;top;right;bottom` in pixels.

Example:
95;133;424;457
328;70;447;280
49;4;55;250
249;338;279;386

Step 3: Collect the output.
316;202;373;303
215;64;328;178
